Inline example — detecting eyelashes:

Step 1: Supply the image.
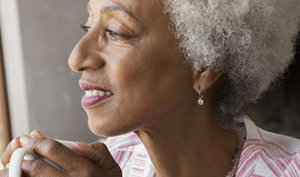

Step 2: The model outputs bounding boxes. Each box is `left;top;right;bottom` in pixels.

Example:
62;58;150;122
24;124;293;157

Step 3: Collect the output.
105;29;122;38
80;24;124;40
80;24;90;32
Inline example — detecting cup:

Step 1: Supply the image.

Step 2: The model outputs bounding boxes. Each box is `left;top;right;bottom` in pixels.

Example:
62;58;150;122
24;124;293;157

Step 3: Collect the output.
9;140;75;177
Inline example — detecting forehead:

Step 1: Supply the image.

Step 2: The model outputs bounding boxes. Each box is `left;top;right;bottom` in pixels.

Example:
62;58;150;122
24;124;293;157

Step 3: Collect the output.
88;0;162;19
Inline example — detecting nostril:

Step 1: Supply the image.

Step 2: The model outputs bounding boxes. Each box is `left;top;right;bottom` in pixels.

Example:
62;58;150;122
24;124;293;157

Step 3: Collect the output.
78;67;85;72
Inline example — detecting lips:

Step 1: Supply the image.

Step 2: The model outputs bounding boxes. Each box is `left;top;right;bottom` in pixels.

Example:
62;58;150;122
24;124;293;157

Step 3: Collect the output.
79;80;113;108
81;95;112;108
79;80;111;92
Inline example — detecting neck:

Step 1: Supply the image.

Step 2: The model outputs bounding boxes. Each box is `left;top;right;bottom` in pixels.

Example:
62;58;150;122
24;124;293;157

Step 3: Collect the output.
134;105;238;177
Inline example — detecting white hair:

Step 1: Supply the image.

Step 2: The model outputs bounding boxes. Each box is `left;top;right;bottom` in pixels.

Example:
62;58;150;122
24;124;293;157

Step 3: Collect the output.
162;0;300;129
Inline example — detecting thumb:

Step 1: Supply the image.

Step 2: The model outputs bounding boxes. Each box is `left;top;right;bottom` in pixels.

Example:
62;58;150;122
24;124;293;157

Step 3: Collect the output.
71;142;118;170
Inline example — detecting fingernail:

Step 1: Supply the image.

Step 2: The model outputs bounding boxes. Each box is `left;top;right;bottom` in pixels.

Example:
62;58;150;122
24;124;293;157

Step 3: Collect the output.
11;138;16;147
20;135;32;146
72;142;91;151
6;163;9;168
24;154;35;161
71;143;78;149
30;130;42;137
30;131;36;135
71;142;83;151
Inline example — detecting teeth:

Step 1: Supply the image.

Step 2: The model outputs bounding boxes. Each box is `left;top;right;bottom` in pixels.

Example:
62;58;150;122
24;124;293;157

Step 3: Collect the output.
85;90;112;97
99;91;105;96
92;90;98;96
85;90;92;97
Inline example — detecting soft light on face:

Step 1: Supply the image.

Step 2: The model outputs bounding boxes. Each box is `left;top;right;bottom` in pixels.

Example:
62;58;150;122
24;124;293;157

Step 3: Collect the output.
68;0;195;136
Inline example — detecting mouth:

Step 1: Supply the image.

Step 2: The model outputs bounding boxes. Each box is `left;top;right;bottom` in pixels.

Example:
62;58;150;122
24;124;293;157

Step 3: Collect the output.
79;80;114;108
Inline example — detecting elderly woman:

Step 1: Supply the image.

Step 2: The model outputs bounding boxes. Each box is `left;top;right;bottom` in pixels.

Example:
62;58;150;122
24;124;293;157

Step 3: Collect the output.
1;0;300;176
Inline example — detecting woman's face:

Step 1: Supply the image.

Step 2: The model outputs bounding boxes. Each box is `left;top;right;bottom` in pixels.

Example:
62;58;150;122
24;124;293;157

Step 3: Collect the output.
69;0;195;136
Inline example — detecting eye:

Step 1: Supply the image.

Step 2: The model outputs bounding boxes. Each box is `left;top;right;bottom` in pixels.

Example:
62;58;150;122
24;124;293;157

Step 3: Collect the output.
80;24;91;32
105;29;122;40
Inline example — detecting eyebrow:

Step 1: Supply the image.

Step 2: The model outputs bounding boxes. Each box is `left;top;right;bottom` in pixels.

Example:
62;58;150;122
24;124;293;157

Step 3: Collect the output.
102;5;140;22
88;4;140;23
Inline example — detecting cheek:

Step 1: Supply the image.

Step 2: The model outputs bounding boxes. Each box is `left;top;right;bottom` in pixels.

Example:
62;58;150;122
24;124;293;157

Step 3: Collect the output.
112;43;192;123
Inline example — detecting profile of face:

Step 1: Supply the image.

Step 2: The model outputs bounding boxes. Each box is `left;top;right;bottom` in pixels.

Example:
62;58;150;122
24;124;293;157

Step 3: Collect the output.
68;0;196;136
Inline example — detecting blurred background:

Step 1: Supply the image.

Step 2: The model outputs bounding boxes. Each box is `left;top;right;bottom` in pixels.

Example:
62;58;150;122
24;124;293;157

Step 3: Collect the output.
0;0;299;163
247;33;300;138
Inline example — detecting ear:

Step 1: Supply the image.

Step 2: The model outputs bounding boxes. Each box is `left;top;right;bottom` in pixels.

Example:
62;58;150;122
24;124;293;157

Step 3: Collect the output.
192;68;223;94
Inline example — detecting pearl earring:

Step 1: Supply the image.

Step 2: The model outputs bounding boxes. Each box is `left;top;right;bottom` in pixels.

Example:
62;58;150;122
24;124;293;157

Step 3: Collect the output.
198;90;204;105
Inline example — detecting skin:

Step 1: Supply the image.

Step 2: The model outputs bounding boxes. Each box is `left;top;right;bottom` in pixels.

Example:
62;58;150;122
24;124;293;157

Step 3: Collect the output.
0;0;238;176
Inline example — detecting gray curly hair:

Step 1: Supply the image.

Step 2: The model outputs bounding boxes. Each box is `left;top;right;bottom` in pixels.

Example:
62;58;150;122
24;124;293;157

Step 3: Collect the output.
161;0;300;129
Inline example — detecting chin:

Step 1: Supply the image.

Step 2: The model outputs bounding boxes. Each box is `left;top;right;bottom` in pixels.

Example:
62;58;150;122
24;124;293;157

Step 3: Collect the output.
87;114;136;137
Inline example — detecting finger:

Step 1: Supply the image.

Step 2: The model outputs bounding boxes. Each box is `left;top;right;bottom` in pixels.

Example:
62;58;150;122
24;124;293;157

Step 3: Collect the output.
30;130;43;137
19;135;90;172
1;137;22;166
70;142;92;156
90;142;119;170
22;159;65;177
0;169;9;177
72;142;119;170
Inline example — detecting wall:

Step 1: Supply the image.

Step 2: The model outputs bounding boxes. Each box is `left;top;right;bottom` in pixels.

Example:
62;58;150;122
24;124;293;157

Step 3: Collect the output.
2;0;98;142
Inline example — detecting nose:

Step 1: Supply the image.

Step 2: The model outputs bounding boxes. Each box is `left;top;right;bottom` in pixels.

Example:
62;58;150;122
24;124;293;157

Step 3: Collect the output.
68;31;105;72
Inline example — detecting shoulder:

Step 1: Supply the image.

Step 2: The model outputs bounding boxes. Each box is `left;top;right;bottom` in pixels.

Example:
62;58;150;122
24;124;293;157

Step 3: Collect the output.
104;132;155;177
237;116;300;177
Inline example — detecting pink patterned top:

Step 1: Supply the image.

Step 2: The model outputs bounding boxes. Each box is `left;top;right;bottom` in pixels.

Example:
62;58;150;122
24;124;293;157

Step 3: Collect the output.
105;117;300;177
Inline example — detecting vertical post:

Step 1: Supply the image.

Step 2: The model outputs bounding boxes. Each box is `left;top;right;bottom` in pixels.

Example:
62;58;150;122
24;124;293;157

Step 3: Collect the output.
0;34;11;149
0;0;30;137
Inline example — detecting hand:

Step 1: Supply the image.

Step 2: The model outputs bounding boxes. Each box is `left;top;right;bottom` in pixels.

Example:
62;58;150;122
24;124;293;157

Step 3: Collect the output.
1;130;44;168
0;131;122;177
0;131;29;177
